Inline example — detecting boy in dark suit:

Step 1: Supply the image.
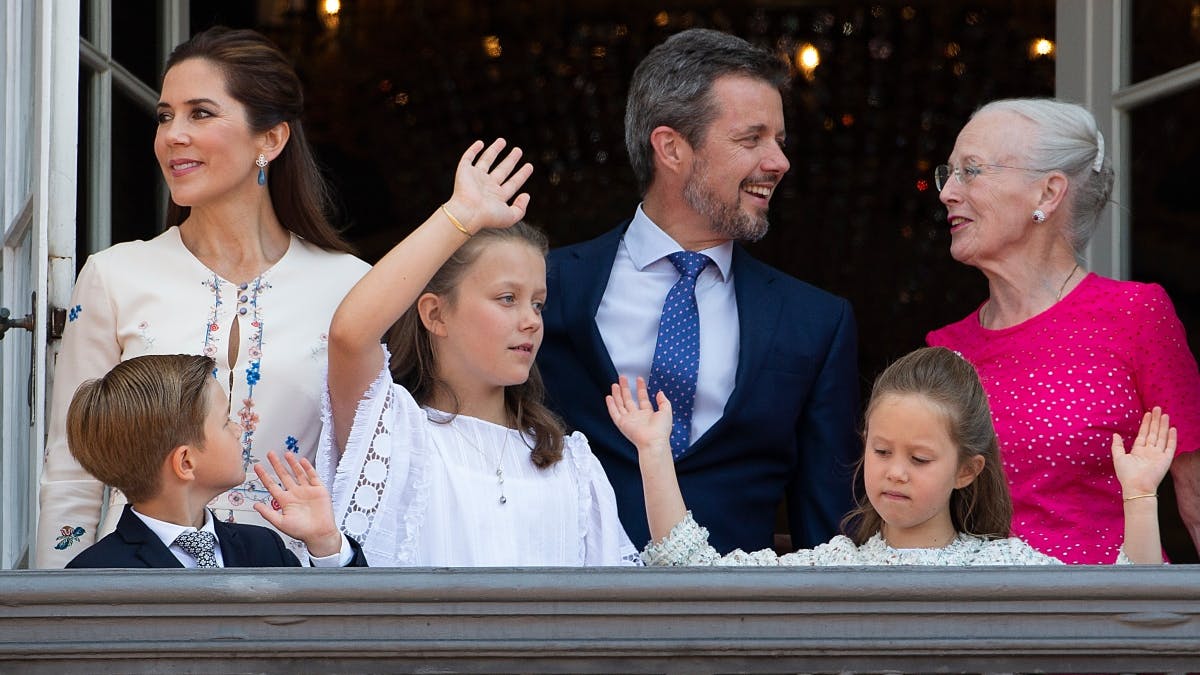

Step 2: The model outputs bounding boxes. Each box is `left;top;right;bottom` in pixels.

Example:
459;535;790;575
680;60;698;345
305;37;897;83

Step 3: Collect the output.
63;354;366;568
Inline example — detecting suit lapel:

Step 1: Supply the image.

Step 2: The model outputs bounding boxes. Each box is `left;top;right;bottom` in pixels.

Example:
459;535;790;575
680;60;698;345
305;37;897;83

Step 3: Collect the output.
556;223;627;390
115;505;184;568
681;246;781;457
213;516;247;567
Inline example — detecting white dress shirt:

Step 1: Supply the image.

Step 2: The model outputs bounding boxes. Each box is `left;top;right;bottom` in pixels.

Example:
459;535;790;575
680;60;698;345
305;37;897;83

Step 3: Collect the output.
595;205;739;445
130;507;352;567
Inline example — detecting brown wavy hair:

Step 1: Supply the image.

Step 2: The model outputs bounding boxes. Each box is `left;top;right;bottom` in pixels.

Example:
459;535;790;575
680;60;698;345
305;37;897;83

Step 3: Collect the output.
843;347;1013;544
386;222;564;468
67;354;215;502
162;26;353;254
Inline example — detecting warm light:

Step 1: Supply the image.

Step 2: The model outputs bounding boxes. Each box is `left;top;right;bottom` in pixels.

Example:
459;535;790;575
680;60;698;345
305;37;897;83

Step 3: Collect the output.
795;43;820;81
797;44;820;70
483;35;502;59
1031;38;1055;58
654;11;670;28
319;0;340;30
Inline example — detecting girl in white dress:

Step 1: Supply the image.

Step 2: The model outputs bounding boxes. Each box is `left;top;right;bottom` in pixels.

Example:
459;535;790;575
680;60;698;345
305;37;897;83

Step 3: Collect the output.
318;139;638;566
608;347;1174;566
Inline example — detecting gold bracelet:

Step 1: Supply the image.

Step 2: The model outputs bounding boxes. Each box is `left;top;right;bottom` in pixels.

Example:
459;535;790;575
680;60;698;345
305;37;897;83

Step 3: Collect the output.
1123;493;1157;502
441;204;471;237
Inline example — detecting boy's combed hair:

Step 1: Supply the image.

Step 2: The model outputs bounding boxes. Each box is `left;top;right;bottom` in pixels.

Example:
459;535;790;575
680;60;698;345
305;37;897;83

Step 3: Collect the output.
66;354;216;502
843;347;1013;544
386;222;565;468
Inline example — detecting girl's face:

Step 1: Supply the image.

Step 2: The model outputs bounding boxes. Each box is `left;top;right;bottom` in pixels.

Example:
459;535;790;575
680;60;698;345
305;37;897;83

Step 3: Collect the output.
428;240;547;398
864;393;983;549
154;58;263;210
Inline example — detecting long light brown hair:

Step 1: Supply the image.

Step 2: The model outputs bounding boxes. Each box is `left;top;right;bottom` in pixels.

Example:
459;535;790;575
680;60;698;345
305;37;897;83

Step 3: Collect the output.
843;347;1013;544
163;26;353;254
386;223;564;468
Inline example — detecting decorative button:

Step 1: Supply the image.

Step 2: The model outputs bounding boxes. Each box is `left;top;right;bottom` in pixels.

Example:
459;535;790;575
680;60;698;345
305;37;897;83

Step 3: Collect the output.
238;307;248;315
238;283;248;291
239;295;248;303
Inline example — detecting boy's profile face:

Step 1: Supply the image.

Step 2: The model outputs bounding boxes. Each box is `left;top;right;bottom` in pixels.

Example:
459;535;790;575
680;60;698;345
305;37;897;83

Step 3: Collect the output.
193;379;246;492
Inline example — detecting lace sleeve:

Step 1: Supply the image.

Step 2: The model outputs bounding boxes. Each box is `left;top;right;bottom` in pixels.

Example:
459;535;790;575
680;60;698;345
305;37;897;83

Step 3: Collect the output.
316;356;433;565
641;512;723;566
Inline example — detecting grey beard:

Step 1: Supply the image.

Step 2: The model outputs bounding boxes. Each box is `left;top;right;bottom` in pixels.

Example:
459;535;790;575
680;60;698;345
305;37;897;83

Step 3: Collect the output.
682;172;770;243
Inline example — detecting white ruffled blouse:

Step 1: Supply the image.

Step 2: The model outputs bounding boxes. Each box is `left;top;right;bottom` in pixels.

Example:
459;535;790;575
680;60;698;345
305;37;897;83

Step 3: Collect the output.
317;361;640;566
640;512;1134;566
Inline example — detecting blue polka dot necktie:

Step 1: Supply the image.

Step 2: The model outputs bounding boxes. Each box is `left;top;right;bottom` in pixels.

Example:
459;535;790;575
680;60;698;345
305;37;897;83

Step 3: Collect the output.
174;530;219;568
648;251;711;458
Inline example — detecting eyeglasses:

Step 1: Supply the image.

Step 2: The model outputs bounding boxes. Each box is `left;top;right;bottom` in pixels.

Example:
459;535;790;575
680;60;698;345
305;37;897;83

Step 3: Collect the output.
933;162;1047;191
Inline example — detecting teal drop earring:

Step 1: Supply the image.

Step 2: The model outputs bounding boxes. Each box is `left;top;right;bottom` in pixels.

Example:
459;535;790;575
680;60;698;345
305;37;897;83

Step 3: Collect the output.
256;153;268;185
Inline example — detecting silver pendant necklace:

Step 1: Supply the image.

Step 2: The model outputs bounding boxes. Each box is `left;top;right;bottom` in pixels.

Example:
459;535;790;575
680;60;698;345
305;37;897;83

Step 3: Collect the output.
452;421;512;505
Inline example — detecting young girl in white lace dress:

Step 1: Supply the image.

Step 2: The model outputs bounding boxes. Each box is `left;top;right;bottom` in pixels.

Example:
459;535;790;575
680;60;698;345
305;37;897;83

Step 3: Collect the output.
317;139;637;566
609;347;1173;566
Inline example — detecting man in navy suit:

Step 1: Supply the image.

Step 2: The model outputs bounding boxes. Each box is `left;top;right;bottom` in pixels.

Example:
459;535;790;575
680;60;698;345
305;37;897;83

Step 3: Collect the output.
63;354;367;568
539;29;859;554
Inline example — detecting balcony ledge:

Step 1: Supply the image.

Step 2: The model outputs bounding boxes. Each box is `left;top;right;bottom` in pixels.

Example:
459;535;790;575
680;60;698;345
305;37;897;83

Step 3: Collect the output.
2;565;1198;673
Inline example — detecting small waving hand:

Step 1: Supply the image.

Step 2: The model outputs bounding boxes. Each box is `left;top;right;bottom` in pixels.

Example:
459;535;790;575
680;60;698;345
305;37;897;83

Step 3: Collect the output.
1112;406;1176;498
253;451;343;558
444;139;534;234
606;376;673;457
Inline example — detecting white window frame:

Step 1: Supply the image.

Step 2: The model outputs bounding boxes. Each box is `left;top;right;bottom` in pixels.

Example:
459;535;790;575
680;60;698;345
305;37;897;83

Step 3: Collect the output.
1057;0;1200;280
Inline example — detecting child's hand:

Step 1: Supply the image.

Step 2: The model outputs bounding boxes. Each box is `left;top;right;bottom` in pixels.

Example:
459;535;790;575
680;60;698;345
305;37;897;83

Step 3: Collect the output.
253;451;343;558
444;139;534;234
1112;406;1176;499
606;376;672;457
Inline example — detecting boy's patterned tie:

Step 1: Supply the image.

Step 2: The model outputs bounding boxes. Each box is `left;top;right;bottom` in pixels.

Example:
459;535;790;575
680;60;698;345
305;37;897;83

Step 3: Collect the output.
174;530;219;568
647;251;711;458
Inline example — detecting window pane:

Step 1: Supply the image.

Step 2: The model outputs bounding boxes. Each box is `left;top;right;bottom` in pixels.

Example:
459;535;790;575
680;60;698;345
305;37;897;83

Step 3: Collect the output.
1129;86;1200;564
111;89;161;246
75;65;92;269
112;0;161;88
1130;0;1200;84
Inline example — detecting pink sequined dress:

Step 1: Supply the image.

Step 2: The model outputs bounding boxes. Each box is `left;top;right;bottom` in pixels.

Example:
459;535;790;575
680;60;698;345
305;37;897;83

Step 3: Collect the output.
927;273;1200;563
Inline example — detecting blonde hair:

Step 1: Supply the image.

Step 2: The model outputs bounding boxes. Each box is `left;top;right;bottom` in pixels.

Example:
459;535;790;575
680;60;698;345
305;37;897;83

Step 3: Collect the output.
843;347;1013;544
66;354;215;502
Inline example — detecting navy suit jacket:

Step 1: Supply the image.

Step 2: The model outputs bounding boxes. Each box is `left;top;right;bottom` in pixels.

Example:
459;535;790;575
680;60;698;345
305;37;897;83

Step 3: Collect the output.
539;222;860;553
66;504;368;568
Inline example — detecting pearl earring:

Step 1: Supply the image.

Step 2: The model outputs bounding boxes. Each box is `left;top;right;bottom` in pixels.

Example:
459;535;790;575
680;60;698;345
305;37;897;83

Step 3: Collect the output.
255;153;268;186
1032;209;1046;223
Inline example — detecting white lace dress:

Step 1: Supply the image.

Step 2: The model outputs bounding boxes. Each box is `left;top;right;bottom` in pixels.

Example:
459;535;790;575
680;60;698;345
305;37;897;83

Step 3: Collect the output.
317;363;640;566
642;513;1139;566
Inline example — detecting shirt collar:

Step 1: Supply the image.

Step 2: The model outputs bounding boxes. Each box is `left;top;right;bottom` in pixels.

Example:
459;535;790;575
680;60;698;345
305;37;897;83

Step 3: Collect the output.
132;506;218;548
626;204;734;281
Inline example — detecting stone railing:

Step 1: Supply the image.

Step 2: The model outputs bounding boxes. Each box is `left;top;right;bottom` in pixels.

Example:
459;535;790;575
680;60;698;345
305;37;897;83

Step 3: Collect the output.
2;566;1197;673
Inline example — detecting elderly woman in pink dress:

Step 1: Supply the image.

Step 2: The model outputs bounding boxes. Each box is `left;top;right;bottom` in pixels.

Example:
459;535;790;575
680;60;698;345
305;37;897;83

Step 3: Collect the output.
926;98;1200;564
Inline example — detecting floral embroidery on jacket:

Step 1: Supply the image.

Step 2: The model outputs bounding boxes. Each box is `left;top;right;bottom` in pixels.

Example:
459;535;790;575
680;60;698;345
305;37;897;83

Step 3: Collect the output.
136;320;155;348
54;525;86;550
67;305;82;322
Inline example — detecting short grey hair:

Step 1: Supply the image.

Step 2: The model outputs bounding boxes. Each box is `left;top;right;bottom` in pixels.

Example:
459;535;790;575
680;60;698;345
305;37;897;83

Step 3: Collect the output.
974;98;1115;257
624;29;790;195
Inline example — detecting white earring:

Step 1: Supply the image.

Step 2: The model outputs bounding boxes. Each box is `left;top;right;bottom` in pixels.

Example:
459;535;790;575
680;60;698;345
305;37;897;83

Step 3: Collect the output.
1032;209;1046;223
